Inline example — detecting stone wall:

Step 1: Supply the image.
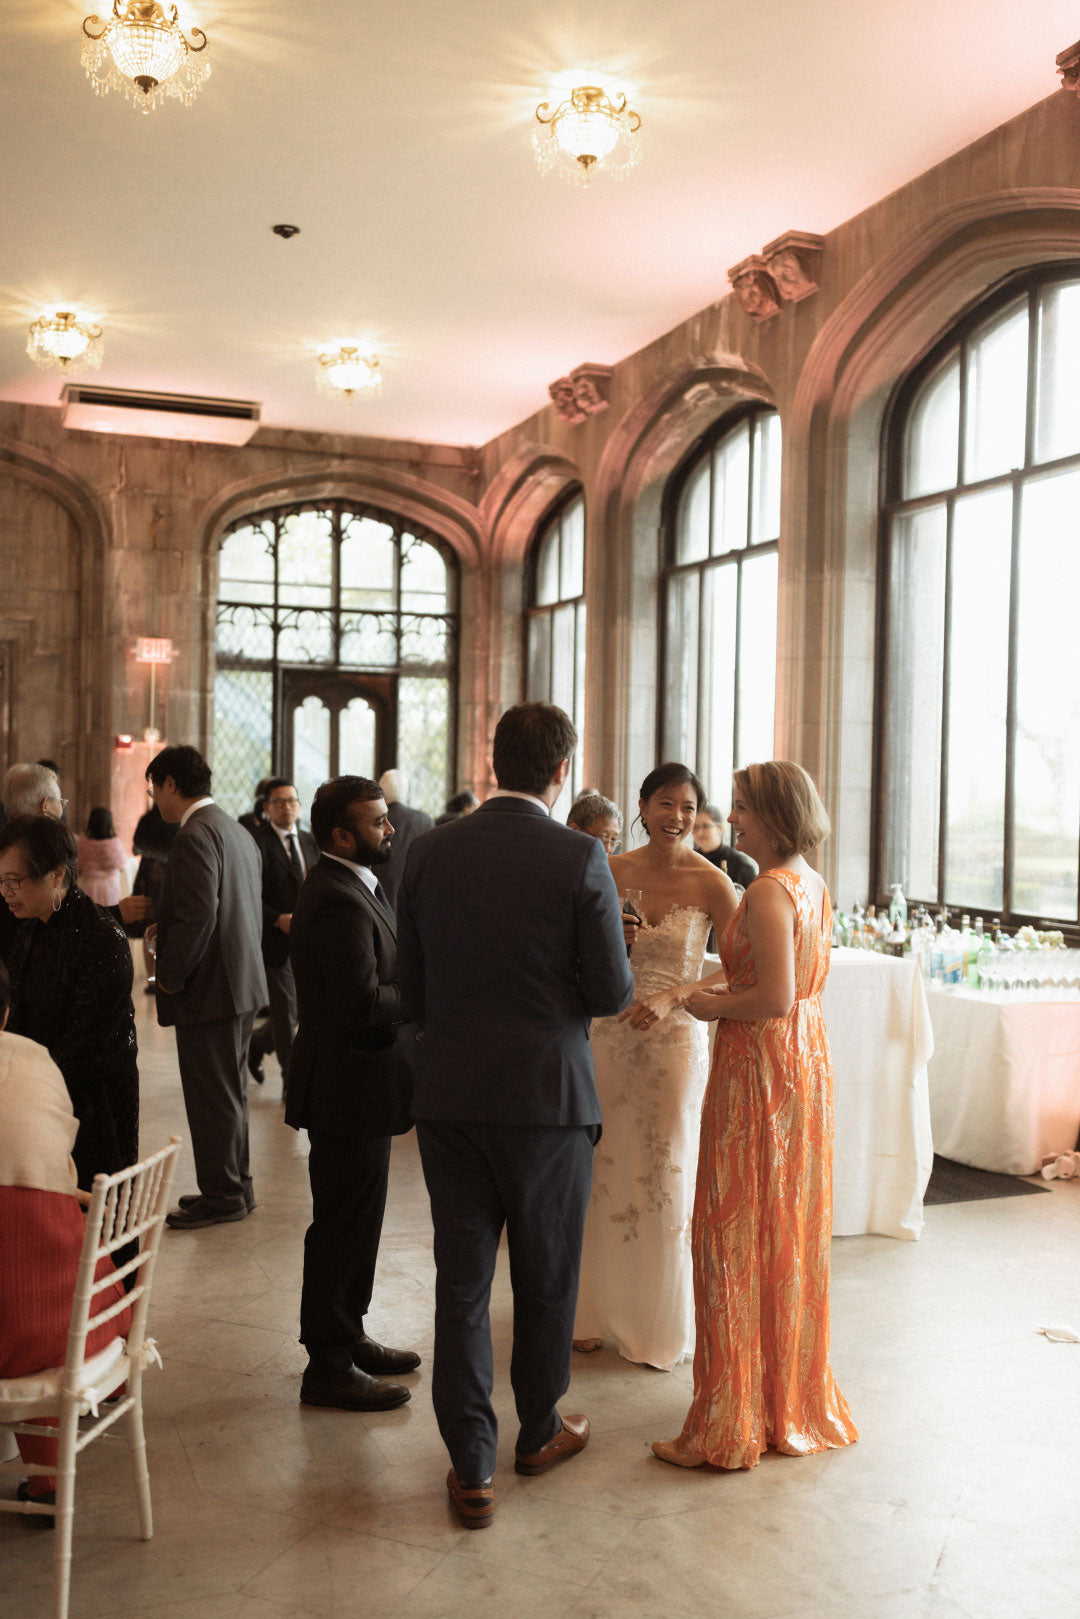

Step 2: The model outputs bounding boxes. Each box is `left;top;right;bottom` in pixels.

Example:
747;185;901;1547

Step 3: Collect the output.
2;87;1079;894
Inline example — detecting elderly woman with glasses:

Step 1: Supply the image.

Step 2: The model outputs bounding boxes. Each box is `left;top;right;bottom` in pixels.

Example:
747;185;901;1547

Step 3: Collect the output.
0;815;139;1191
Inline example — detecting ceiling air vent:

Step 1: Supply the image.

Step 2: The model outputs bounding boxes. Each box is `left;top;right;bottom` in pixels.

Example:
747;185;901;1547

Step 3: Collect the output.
60;384;261;445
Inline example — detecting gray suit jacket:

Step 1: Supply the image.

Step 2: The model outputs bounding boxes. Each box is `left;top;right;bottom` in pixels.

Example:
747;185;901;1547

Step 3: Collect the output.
155;803;268;1027
379;800;434;910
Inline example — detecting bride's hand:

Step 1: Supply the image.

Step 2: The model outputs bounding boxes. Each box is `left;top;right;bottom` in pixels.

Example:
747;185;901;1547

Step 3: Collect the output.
620;988;679;1030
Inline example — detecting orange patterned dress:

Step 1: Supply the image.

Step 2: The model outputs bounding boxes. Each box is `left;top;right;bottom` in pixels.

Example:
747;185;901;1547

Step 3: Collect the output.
678;867;858;1469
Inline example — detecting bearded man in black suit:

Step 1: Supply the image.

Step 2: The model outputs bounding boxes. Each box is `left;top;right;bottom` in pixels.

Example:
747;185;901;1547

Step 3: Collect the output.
286;775;420;1413
396;702;634;1528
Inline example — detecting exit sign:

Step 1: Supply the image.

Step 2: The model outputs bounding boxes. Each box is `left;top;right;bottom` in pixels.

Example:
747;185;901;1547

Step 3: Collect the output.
136;638;174;664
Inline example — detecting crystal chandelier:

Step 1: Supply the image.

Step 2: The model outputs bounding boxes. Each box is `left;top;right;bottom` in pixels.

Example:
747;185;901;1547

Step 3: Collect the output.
26;312;104;375
534;85;641;186
315;347;382;404
82;3;209;114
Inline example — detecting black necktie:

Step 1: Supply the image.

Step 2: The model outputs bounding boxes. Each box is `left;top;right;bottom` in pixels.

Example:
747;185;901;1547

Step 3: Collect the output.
287;831;304;882
373;879;393;918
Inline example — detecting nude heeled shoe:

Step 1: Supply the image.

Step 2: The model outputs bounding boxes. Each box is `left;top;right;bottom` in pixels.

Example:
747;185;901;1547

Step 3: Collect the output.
651;1438;707;1468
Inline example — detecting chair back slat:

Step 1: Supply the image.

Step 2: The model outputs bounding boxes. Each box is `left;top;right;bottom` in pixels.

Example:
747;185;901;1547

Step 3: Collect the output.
64;1138;181;1378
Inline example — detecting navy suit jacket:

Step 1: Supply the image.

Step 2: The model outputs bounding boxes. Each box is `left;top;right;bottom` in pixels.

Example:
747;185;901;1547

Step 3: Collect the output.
396;796;634;1127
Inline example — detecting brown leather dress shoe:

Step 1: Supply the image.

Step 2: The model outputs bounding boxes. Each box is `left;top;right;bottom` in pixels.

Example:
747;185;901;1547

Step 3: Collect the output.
514;1413;590;1475
447;1468;495;1529
352;1334;421;1376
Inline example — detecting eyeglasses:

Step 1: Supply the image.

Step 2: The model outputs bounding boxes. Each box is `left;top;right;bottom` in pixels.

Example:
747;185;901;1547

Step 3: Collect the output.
268;796;300;807
0;874;31;895
49;796;69;811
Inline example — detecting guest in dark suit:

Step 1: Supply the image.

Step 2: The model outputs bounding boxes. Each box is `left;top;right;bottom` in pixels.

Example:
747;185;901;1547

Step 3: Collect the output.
376;769;433;912
248;779;319;1096
397;702;634;1528
286;775;420;1413
146;746;268;1231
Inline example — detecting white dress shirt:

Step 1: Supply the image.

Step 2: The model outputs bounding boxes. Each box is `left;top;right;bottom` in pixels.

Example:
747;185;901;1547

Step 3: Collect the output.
179;796;214;827
321;852;379;896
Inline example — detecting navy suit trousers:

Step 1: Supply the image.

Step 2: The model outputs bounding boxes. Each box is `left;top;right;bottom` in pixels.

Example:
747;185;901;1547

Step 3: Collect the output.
416;1119;598;1483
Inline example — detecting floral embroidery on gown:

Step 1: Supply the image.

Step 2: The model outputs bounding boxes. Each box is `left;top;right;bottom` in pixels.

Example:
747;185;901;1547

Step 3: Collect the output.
575;904;711;1369
679;868;858;1467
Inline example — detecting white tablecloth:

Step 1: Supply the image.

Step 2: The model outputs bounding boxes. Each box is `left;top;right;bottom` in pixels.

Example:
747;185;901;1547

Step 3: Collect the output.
824;951;935;1240
705;949;934;1240
925;986;1080;1175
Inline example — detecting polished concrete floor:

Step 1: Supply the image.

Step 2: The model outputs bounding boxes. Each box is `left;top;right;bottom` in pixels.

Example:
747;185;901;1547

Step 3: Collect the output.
3;991;1080;1619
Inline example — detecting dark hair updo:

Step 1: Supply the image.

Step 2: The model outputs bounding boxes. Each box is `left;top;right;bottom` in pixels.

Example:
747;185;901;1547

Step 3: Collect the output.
0;813;78;887
634;763;708;840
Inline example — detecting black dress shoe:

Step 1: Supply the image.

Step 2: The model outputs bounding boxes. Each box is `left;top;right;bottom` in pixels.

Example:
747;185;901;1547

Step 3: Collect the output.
166;1201;247;1231
247;1046;264;1084
178;1192;257;1213
300;1365;410;1412
352;1334;421;1376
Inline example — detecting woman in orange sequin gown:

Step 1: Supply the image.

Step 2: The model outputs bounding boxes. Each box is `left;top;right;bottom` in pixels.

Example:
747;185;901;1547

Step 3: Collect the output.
652;761;858;1471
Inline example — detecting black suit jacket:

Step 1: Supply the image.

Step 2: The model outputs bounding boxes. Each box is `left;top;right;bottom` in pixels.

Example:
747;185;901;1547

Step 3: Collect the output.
396;796;634;1127
253;824;320;967
379;800;434;911
285;855;415;1139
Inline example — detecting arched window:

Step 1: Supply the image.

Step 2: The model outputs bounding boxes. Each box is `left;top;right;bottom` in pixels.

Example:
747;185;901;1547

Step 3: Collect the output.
660;407;780;800
213;502;458;819
879;269;1080;927
524;490;586;800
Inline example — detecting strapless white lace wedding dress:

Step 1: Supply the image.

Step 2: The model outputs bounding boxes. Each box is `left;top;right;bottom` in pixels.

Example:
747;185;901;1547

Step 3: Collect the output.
574;904;711;1369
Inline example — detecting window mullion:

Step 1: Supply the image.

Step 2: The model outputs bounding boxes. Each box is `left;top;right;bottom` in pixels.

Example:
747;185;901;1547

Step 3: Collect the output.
938;498;955;909
1002;479;1022;920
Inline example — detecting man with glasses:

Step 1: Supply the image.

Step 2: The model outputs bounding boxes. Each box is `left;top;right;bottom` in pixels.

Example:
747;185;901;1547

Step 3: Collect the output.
248;779;319;1097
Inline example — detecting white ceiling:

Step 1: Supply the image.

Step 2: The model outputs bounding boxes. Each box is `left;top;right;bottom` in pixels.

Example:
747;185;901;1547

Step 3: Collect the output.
1;0;1077;447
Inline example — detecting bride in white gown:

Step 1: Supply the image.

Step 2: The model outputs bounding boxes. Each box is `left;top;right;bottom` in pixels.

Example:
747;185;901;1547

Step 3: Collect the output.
574;764;738;1369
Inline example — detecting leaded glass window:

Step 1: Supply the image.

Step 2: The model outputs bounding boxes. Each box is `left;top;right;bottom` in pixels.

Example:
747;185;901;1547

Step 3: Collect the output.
214;502;457;819
661;408;780;801
525;491;586;800
879;269;1080;928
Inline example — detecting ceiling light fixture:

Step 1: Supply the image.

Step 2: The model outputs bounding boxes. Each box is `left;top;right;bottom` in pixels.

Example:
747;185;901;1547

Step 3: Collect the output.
533;85;641;186
315;347;382;405
26;312;104;375
82;2;209;114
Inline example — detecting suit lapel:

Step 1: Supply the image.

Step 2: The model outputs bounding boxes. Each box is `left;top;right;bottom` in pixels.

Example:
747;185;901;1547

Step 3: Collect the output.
323;856;396;940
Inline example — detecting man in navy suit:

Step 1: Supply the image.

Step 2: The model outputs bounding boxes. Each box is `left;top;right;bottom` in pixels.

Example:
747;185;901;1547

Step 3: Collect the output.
397;702;633;1528
286;776;420;1413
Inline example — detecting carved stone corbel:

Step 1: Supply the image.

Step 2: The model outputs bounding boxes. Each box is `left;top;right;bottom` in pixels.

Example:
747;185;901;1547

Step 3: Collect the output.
762;231;824;304
549;363;613;423
569;363;612;416
727;256;780;323
1057;39;1080;97
548;376;585;424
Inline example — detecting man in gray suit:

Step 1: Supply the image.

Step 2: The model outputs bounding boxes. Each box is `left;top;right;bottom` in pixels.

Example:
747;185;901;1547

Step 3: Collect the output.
397;702;634;1528
376;768;433;912
146;745;268;1230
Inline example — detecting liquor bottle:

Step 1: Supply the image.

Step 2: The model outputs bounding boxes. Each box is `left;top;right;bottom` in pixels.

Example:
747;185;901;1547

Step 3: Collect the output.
888;883;908;927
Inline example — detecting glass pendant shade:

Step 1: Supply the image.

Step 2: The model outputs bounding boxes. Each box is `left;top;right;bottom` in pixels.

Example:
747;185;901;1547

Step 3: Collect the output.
315;348;382;404
27;312;104;374
534;85;641;186
82;3;209;113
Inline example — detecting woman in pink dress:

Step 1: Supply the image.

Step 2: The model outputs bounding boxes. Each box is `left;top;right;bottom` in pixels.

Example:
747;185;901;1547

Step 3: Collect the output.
76;807;128;908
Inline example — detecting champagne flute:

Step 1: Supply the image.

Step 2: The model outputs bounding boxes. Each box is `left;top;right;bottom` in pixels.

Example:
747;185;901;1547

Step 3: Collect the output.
621;887;644;956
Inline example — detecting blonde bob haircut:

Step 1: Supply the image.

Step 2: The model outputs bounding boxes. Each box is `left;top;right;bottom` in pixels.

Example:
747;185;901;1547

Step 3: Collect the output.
733;761;830;858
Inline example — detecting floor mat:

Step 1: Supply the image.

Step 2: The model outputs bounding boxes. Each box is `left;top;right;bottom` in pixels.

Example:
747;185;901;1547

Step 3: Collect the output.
925;1154;1050;1205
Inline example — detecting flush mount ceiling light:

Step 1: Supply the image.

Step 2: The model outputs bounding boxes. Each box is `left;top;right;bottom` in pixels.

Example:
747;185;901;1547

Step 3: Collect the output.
82;2;209;114
533;85;641;186
315;347;382;404
26;311;104;375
